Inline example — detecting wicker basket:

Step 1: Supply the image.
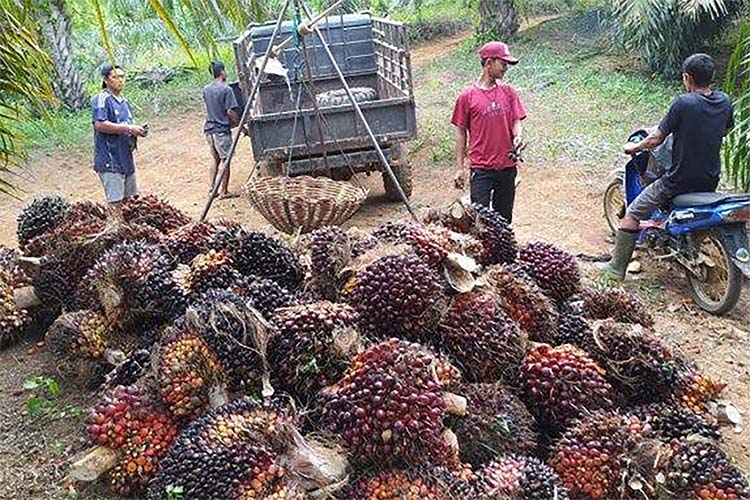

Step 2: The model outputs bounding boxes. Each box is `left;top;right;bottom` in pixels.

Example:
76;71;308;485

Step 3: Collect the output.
242;175;368;234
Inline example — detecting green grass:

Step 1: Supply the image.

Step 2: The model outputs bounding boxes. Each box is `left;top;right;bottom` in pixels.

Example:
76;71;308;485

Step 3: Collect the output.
412;12;679;170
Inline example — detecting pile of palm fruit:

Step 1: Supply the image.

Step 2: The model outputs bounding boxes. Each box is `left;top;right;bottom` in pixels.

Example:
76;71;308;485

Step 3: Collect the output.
1;193;748;500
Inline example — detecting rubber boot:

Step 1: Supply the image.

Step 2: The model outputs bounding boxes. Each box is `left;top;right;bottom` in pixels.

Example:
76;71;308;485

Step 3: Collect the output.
604;229;638;281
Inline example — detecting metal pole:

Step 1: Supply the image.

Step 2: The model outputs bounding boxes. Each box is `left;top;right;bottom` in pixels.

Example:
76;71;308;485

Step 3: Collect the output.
299;1;418;221
200;0;293;221
297;1;330;172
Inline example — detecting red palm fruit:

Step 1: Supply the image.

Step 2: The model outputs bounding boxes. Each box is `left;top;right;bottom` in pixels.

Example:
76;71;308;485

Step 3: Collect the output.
549;411;653;500
519;343;614;431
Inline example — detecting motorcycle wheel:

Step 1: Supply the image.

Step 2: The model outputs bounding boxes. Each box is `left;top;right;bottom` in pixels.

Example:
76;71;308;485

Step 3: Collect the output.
603;179;625;236
685;229;743;315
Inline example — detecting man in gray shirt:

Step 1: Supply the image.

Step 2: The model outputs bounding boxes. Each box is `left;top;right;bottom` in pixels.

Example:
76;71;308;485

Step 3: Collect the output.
203;61;240;199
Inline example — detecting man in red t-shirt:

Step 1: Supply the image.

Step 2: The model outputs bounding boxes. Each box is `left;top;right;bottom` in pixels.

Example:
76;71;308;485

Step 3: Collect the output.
452;41;527;223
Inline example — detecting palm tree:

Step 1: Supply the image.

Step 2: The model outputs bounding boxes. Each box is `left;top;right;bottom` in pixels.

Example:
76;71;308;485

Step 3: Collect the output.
477;0;519;41
39;0;88;110
723;21;750;191
613;0;744;78
0;2;57;195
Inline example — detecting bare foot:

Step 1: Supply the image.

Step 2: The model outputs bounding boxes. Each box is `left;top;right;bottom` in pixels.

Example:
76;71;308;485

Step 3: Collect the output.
219;192;239;199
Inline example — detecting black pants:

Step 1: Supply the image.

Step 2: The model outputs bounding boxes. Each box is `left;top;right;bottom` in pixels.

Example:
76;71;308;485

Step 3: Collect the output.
470;167;517;223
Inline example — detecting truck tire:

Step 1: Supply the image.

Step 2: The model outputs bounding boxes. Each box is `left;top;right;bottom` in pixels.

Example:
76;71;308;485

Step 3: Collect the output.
383;145;413;202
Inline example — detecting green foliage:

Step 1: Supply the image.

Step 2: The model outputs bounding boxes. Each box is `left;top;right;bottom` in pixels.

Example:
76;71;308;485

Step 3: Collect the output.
23;375;61;416
147;0;198;66
723;21;750;192
91;0;114;62
23;375;85;420
611;0;744;78
166;485;185;500
0;1;57;196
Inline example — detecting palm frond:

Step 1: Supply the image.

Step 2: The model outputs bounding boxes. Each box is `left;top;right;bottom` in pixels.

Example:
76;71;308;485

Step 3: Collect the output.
723;21;750;192
146;0;198;67
91;0;114;62
0;1;57;195
613;0;741;77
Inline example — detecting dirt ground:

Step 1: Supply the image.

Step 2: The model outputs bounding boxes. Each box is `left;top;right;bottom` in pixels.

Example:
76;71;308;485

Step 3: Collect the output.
1;23;749;500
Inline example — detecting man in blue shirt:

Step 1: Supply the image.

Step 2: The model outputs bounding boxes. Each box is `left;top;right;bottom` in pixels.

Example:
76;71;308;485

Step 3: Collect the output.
92;64;147;207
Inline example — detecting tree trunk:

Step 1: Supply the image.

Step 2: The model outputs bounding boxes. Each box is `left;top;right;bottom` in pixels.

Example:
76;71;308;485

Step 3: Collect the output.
39;0;88;110
477;0;520;41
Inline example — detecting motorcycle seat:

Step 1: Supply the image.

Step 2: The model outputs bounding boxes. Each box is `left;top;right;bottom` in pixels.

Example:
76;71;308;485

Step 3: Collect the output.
671;192;750;207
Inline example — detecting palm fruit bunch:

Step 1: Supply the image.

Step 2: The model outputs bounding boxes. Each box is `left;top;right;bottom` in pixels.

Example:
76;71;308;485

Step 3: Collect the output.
463;203;518;265
426;203;517;266
67;199;109;220
554;301;593;347
231;276;297;320
519;343;614;431
518;241;580;302
0;271;32;349
269;301;363;402
348;227;380;258
339;466;478;499
661;439;750;500
548;411;653;500
581;320;677;405
673;365;727;414
155;329;228;421
304;225;352;300
32;221;164;312
183;249;240;296
629;402;721;442
372;220;414;244
484;263;558;343
447;383;538;466
437;291;526;384
320;338;462;467
347;254;445;339
0;245;30;287
476;455;570;499
160;220;217;264
103;349;152;389
208;227;304;290
23;200;108;257
87;384;179;495
579;286;654;327
46;309;109;360
148;397;307;500
89;241;186;329
184;288;269;391
120;194;191;233
406;223;484;267
16;194;70;250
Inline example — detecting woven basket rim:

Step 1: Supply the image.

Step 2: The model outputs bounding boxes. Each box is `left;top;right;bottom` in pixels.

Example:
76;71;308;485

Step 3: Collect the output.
241;175;369;233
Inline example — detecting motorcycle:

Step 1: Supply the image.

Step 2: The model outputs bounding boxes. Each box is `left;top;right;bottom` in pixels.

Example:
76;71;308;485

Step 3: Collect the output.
603;130;750;315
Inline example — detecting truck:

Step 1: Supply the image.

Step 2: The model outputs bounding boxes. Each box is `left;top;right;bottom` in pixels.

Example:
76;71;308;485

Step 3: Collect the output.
232;12;416;200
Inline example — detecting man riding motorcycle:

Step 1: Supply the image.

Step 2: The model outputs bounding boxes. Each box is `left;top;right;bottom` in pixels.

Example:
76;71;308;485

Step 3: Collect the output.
602;53;734;281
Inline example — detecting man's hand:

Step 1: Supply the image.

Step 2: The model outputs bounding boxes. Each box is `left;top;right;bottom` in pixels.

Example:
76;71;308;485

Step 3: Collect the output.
624;142;640;156
453;168;466;190
513;135;524;148
129;125;147;137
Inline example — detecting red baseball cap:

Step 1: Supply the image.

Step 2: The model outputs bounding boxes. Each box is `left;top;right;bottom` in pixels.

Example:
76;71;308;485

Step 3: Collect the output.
478;41;519;64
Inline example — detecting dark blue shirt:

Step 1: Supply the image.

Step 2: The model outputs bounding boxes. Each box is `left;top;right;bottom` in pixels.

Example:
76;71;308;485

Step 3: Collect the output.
658;91;734;193
92;90;135;175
